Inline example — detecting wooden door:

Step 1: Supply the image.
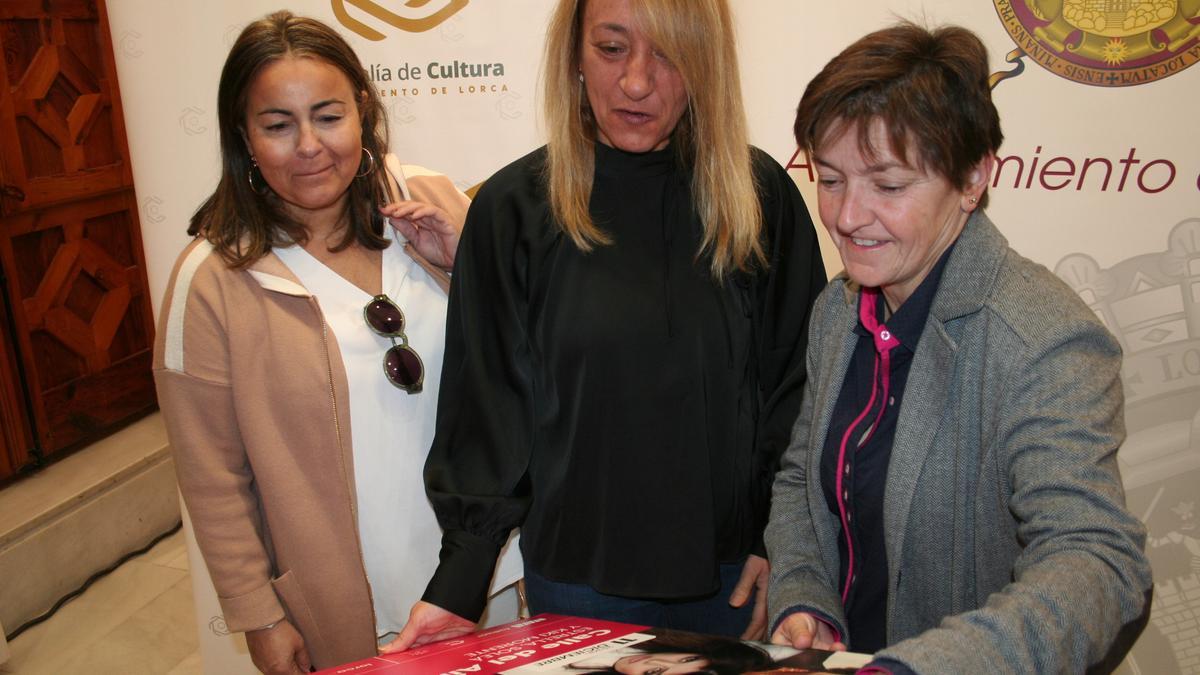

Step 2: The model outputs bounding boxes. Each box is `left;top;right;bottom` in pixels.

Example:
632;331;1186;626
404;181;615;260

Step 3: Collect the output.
0;286;34;478
0;0;156;477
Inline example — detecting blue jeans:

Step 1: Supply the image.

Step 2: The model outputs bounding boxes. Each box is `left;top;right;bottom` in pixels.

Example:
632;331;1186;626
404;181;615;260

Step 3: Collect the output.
523;561;754;637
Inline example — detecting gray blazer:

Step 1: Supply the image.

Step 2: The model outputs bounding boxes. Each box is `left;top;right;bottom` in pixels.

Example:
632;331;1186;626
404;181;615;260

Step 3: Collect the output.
765;212;1152;673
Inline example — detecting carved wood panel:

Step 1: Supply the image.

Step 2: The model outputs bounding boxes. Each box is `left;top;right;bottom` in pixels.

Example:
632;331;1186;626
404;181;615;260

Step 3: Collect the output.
0;0;131;215
0;0;154;478
0;190;155;459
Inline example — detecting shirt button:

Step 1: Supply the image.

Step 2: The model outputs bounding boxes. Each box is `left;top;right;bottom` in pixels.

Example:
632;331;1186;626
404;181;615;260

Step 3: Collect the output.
844;464;851;476
843;490;850;501
889;396;895;406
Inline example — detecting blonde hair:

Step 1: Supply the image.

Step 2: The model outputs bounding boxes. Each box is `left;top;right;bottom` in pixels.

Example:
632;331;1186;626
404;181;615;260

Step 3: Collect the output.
542;0;764;279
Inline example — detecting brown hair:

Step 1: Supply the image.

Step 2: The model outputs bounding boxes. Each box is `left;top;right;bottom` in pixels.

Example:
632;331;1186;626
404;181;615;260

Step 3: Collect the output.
542;0;764;279
794;22;1002;206
188;10;390;267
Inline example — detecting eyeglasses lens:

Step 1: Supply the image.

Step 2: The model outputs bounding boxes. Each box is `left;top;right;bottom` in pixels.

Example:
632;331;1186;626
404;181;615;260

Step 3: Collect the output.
384;345;423;391
365;297;405;336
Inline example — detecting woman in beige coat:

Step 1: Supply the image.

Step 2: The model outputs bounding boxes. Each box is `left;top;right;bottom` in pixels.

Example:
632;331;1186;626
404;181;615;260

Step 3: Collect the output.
153;12;517;674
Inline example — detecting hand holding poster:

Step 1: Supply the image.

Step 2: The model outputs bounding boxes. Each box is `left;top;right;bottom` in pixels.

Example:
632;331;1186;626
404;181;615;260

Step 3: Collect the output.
315;614;871;675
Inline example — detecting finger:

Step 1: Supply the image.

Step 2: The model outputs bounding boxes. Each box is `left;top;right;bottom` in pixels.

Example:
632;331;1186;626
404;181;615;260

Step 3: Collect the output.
295;645;312;672
727;586;749;607
811;623;845;651
407;629;456;648
739;579;768;640
408;634;435;648
388;201;453;228
413;220;456;240
379;201;421;216
754;587;769;619
389;217;420;240
740;614;766;640
740;599;768;640
417;210;457;233
379;205;408;222
403;204;439;220
782;628;814;649
389;206;433;224
784;617;817;649
382;622;421;654
383;202;442;226
728;566;757;608
830;642;847;652
381;205;422;223
424;625;474;644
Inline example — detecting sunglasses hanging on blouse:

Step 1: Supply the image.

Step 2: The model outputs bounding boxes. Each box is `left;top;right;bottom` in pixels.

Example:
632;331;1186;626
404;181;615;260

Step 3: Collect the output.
363;294;425;394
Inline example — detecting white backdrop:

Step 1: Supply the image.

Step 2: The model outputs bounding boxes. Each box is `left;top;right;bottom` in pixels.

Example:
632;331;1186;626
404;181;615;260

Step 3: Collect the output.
106;1;1199;673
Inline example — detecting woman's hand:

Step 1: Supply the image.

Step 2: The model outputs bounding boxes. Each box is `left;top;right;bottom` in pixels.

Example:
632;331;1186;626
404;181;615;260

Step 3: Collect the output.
730;553;770;640
379;601;475;653
770;612;847;651
245;619;311;674
380;201;461;271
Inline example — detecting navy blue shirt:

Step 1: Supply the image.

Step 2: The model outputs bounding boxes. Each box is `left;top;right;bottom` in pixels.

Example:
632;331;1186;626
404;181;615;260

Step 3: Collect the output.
819;244;954;653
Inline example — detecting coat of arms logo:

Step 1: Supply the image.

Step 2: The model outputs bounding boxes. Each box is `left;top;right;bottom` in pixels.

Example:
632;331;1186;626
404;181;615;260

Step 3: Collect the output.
992;0;1200;86
1056;219;1200;673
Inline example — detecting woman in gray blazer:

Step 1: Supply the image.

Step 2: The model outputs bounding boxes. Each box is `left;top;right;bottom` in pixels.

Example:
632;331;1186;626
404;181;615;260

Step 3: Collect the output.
764;22;1152;674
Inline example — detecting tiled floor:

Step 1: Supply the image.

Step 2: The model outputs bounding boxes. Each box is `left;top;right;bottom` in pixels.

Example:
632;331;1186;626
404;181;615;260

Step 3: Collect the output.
1;530;201;675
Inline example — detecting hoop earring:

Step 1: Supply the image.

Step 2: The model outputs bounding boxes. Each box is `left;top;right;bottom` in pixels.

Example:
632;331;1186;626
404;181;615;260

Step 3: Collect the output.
356;147;375;178
248;158;270;195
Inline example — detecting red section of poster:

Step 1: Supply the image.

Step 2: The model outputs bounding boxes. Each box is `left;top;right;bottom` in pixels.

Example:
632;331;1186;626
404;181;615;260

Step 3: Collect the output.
316;614;866;674
317;615;649;674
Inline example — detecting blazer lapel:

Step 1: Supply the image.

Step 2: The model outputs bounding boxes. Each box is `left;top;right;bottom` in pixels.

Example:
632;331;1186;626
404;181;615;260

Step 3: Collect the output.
881;212;1008;575
883;320;956;568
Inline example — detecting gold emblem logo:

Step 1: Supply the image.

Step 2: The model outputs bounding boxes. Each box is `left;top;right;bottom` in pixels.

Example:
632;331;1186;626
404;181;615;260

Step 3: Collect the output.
992;0;1200;86
332;0;469;41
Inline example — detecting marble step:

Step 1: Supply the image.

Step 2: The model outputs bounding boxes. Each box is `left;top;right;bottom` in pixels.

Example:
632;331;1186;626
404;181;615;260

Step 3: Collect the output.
0;413;180;634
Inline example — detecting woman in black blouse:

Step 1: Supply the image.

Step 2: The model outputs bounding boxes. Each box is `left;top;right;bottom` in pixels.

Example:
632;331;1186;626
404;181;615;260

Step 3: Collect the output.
385;0;826;650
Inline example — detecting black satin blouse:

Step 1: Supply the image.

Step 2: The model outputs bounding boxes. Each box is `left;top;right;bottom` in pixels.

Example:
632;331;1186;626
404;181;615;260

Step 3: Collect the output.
421;143;826;620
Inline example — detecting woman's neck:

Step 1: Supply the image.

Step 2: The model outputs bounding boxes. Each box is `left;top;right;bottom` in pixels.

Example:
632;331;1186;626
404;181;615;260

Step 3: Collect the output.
295;206;350;254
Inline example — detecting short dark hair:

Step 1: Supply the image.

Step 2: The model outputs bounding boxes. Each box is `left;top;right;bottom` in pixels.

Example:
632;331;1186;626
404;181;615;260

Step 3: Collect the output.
794;22;1002;207
189;11;391;267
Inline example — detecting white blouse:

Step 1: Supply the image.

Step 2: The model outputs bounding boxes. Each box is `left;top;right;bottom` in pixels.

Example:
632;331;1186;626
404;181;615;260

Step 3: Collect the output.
276;226;520;636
